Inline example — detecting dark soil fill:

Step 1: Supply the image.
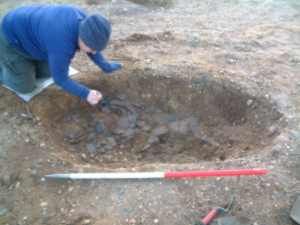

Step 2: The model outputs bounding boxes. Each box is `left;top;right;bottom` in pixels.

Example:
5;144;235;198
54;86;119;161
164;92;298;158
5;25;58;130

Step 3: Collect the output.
30;69;283;167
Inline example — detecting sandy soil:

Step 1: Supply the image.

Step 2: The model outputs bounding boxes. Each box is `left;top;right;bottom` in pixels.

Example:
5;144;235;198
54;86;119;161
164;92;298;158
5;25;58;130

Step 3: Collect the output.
0;0;300;225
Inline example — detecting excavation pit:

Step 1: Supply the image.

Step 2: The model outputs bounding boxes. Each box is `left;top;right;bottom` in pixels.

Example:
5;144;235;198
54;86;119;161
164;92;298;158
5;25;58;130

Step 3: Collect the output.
31;69;283;167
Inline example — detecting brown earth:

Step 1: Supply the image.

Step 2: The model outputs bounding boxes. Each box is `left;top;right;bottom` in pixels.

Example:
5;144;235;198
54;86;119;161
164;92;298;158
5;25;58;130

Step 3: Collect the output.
0;1;300;225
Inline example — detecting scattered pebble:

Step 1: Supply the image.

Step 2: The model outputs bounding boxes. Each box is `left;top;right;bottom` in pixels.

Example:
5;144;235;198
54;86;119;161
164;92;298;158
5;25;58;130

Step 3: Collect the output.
81;153;87;160
15;182;20;189
68;186;74;192
82;219;91;224
95;121;105;134
86;143;97;155
39;142;46;148
247;99;253;106
40;202;48;207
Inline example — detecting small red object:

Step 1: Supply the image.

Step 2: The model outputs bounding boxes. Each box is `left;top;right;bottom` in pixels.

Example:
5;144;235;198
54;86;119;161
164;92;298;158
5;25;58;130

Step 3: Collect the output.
201;208;220;225
164;169;268;179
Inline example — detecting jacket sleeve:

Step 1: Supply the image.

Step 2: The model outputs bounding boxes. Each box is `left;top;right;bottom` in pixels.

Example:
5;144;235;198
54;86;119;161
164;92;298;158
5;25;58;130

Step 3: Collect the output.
88;52;112;73
48;53;90;99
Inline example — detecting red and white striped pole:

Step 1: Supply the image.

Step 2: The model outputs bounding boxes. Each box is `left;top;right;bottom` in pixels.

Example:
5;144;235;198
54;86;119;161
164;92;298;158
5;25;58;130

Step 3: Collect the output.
45;168;268;180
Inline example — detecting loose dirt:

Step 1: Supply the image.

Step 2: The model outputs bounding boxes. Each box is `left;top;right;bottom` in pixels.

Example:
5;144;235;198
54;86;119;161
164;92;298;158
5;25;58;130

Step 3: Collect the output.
0;1;299;225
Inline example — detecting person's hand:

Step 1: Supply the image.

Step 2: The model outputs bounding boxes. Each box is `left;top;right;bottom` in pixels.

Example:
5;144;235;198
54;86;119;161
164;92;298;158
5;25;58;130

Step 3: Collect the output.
87;90;102;105
101;61;122;73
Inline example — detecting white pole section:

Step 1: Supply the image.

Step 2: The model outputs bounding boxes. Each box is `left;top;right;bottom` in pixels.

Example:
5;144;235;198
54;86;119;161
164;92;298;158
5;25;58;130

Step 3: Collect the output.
46;172;165;180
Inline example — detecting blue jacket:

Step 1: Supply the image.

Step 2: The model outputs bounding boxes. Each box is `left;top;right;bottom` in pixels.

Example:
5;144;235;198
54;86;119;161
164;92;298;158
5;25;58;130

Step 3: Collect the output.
1;5;114;99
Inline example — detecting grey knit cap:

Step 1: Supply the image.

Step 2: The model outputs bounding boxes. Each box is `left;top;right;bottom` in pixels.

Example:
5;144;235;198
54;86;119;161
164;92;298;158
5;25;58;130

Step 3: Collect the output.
79;14;111;51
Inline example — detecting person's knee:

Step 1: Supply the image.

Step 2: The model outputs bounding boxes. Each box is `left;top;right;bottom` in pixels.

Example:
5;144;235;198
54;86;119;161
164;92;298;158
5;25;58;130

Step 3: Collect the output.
16;84;35;94
1;60;36;93
2;69;36;93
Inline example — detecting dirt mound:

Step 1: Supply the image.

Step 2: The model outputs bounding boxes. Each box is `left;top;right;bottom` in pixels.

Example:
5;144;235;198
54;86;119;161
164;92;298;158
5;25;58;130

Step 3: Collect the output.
123;31;174;43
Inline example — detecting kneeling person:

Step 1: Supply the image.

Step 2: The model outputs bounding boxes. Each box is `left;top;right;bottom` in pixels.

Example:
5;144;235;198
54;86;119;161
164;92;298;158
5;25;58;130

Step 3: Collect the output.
0;4;121;105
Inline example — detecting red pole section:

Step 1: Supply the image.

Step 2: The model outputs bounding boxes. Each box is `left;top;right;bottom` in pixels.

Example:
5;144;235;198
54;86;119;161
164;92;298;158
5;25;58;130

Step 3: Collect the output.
164;169;268;179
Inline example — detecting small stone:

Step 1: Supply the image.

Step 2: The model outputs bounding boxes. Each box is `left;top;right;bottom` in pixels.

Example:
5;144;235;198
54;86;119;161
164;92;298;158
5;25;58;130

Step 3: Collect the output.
86;143;97;155
82;219;91;224
15;182;20;189
267;125;279;137
81;153;87;160
107;137;117;147
152;126;168;136
31;169;37;176
64;129;84;144
145;136;159;147
142;125;151;131
95;121;105;134
154;218;159;224
20;113;30;118
39;143;46;148
246;99;253;106
68;186;74;192
40;202;48;207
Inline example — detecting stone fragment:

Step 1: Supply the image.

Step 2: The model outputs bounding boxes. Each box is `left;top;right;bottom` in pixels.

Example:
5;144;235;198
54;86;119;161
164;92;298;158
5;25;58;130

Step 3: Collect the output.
86;143;97;156
95;121;105;134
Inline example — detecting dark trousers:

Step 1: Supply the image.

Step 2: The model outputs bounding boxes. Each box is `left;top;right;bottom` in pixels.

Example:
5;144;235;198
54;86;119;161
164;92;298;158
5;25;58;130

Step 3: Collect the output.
0;28;51;93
